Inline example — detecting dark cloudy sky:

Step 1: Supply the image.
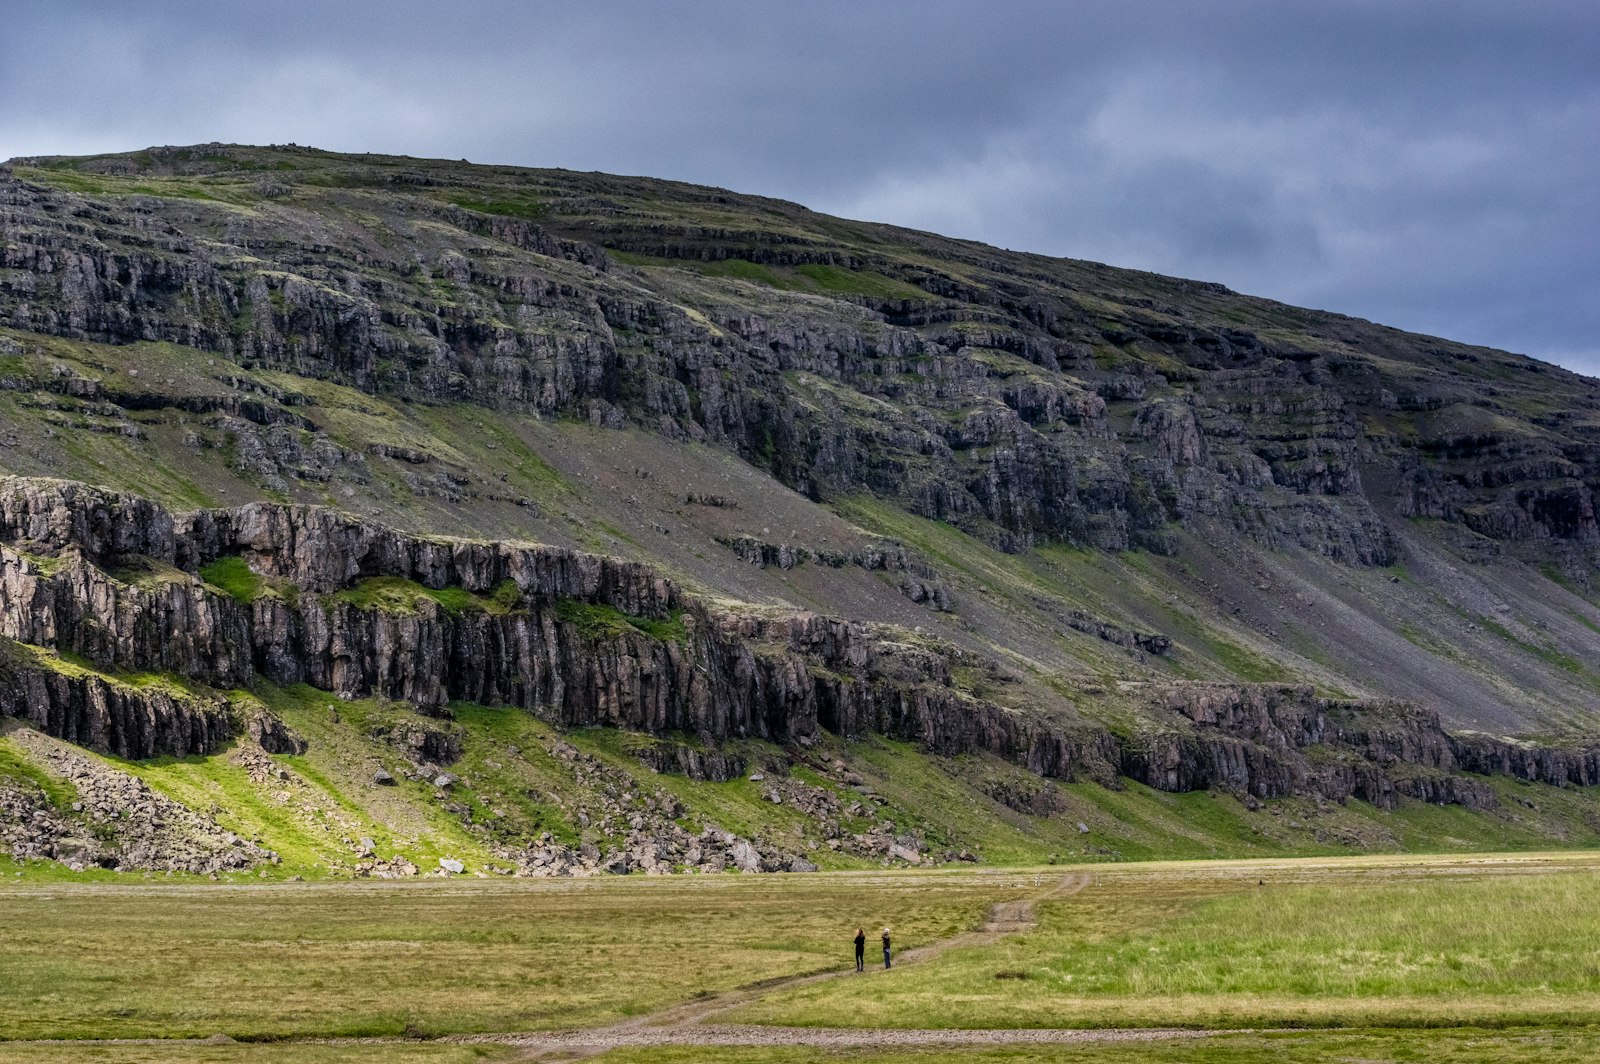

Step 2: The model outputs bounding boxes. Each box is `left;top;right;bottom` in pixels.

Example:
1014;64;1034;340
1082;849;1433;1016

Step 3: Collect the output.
5;1;1598;373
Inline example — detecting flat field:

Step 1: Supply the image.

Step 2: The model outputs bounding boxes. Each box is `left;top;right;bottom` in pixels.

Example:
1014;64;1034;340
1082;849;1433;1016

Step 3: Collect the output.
732;852;1600;1030
0;871;1012;1041
5;853;1600;1063
11;1030;1600;1064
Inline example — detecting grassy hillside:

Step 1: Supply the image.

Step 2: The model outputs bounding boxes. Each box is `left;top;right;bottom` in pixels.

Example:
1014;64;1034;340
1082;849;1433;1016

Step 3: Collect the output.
8;687;1600;887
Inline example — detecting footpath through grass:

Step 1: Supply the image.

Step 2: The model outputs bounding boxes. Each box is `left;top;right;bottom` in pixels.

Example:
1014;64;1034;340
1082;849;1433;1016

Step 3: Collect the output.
732;852;1600;1031
0;871;1012;1042
8;853;1600;1060
5;1029;1600;1063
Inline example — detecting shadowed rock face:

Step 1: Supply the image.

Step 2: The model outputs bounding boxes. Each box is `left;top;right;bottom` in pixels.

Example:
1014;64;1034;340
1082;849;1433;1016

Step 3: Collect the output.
0;651;230;760
3;477;1597;811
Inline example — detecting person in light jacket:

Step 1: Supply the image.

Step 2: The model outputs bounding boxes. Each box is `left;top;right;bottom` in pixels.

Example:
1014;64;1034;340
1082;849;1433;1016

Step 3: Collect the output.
881;927;892;969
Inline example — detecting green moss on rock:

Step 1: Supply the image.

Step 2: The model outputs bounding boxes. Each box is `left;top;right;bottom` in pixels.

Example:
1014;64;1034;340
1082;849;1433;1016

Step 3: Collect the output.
327;576;518;617
553;598;688;643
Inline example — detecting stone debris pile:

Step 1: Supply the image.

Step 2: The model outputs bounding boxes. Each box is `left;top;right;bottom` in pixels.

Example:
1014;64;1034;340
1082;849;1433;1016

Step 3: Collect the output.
1;730;276;873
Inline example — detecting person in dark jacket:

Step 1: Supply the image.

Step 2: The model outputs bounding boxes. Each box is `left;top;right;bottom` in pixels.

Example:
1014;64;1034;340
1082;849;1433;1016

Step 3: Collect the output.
882;927;892;969
854;927;866;971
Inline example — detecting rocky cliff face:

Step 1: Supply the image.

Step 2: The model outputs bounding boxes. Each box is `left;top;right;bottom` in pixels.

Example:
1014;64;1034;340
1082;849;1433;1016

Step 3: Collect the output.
0;646;230;761
3;477;1595;816
3;145;1596;572
3;145;1600;870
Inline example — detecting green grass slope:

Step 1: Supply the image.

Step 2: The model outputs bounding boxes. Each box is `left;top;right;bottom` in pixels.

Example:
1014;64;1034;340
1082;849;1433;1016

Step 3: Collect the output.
7;671;1600;885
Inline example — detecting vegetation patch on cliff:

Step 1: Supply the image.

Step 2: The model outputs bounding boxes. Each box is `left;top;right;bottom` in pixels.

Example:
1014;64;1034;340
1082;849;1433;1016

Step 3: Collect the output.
200;555;265;602
0;546;62;577
198;555;301;606
0;639;220;704
328;576;521;616
444;191;547;220
553;597;688;643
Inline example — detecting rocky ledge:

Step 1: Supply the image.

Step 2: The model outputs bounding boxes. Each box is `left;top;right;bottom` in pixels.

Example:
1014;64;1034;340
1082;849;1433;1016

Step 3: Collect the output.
2;476;1598;820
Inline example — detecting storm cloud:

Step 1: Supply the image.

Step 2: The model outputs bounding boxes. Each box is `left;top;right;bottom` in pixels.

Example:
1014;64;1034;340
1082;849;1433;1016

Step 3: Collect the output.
5;0;1598;371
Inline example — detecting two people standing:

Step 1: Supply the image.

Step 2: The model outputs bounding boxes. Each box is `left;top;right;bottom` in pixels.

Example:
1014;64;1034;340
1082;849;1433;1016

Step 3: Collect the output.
853;927;891;971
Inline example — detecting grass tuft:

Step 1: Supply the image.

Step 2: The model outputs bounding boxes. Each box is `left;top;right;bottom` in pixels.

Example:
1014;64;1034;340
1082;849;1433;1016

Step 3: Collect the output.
200;555;265;604
553;598;688;643
328;577;517;617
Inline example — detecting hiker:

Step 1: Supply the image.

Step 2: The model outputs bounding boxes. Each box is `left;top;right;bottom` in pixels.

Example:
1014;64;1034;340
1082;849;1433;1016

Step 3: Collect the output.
882;927;892;969
854;927;866;971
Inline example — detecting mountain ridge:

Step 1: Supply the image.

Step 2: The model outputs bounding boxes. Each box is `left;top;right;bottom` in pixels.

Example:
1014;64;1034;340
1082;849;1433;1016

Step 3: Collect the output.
1;142;1599;876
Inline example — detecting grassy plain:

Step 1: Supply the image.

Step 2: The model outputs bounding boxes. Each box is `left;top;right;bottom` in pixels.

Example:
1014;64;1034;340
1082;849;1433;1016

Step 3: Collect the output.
733;853;1600;1031
0;872;1011;1041
6;1031;1600;1064
0;1049;516;1064
592;1033;1600;1064
5;854;1600;1062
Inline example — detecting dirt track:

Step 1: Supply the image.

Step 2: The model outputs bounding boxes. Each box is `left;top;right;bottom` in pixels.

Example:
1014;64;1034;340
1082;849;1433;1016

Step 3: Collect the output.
538;871;1092;1039
492;1022;1217;1056
14;872;1232;1056
426;871;1225;1058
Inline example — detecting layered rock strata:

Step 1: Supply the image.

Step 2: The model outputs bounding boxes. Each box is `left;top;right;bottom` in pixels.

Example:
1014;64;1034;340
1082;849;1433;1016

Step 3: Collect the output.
5;148;1595;568
2;477;1598;816
0;641;231;760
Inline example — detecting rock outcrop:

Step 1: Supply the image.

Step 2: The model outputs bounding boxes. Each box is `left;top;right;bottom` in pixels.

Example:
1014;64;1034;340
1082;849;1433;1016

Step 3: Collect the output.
502;737;817;875
717;535;954;611
631;738;748;782
1128;684;1499;809
0;639;231;760
4;145;1595;568
2;477;1596;818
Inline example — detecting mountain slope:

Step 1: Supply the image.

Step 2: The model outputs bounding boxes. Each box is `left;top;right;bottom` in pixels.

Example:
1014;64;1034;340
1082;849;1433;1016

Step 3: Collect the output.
2;142;1600;875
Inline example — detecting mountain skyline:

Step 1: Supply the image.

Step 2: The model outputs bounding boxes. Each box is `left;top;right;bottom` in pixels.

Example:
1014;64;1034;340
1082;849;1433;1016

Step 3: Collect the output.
4;142;1600;875
4;0;1598;374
